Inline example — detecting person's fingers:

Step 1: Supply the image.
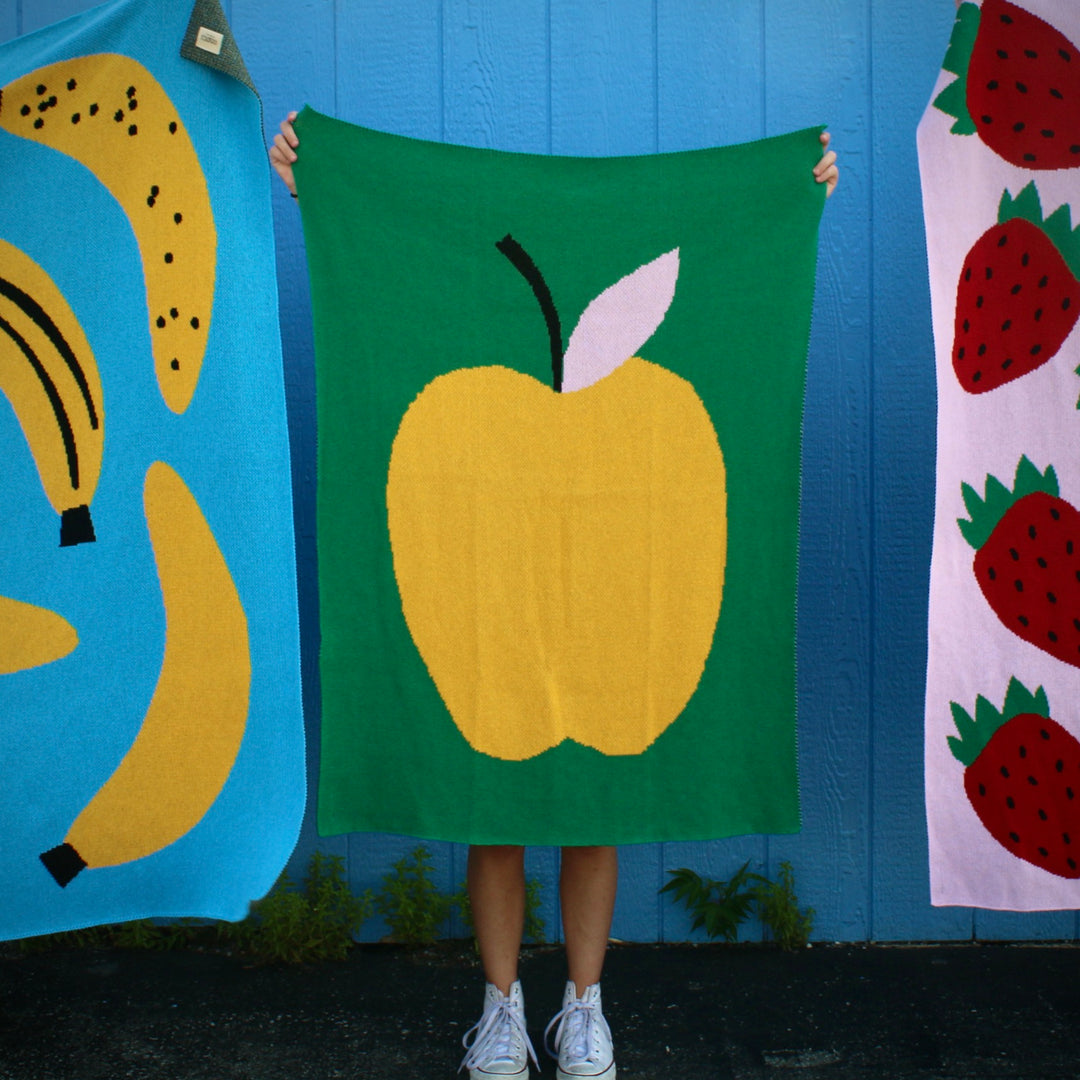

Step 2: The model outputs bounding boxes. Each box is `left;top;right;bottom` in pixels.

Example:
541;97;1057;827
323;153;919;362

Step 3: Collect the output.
815;134;838;197
279;112;300;148
271;132;297;164
813;150;837;176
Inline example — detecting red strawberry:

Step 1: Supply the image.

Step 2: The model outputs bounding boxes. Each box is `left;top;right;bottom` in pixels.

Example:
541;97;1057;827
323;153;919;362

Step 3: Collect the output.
952;184;1080;394
934;0;1080;170
949;678;1080;878
958;456;1080;666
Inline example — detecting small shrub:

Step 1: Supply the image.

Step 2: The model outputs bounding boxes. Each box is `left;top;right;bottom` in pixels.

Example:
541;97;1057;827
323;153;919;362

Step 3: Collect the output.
19;924;112;953
375;846;453;945
660;861;760;942
756;860;814;950
224;850;372;963
19;918;201;954
18;853;371;964
660;860;814;950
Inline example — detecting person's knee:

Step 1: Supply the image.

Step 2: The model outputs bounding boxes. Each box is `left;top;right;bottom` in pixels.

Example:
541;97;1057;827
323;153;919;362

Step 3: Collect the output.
469;844;525;869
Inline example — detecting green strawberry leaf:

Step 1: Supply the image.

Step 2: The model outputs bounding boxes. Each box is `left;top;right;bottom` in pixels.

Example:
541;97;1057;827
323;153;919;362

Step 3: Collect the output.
933;80;977;136
948;703;979;766
1014;456;1057;500
1001;183;1042;226
932;2;981;134
957;456;1058;550
1002;676;1049;720
948;677;1050;767
998;182;1080;282
958;481;985;537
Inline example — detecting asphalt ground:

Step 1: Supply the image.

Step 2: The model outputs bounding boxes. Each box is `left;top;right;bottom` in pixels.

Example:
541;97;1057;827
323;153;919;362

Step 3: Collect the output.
1;939;1078;1079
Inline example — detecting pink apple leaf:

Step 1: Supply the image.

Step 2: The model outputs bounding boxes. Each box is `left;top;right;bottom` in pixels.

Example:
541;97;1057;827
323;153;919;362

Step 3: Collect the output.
561;248;680;393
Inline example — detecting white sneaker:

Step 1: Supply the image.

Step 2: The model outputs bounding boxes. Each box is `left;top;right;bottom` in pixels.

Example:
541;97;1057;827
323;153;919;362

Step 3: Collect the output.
461;980;538;1078
544;981;616;1079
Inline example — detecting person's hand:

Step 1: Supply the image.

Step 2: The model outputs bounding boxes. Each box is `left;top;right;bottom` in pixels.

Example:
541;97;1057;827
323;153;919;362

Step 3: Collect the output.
269;111;300;197
814;131;839;198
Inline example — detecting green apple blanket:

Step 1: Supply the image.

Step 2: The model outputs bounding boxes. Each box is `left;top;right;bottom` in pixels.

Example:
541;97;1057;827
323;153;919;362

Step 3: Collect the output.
296;108;826;845
920;0;1080;909
0;0;304;939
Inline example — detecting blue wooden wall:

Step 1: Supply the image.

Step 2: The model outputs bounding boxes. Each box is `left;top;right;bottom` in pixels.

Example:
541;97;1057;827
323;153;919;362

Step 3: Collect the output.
5;0;1078;944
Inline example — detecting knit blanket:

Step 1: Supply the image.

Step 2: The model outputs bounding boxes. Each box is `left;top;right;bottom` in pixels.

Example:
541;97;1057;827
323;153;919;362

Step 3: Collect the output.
297;109;826;845
0;0;304;939
920;0;1080;909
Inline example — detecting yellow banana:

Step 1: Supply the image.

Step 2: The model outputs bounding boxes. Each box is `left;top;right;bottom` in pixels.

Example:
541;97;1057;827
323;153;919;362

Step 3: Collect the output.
40;460;250;887
0;54;216;414
0;595;78;674
0;237;102;546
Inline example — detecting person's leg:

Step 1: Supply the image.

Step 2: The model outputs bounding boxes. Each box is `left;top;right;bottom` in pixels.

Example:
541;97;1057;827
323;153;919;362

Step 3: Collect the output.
461;845;536;1078
468;844;527;992
546;845;618;1078
560;845;618;995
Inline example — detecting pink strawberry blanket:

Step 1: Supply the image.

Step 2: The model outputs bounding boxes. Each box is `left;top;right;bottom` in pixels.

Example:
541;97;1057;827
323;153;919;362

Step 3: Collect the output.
920;0;1080;909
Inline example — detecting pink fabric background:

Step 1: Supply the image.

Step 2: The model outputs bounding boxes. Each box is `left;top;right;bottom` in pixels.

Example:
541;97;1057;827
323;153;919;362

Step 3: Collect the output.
920;0;1080;910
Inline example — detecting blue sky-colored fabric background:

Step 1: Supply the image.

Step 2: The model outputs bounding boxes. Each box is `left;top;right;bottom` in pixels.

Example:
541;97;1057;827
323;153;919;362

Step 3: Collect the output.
0;0;304;939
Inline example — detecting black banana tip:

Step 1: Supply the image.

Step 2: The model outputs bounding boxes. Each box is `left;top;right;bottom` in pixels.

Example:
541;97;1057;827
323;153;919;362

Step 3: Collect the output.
59;504;96;547
40;842;87;888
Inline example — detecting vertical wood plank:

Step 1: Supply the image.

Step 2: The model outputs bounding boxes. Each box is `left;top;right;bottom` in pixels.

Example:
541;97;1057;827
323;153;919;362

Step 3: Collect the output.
656;0;765;150
525;847;562;944
0;4;17;42
613;844;663;943
973;909;1077;941
336;0;443;139
16;0;95;35
442;0;548;152
550;0;656;156
870;0;971;941
761;0;874;942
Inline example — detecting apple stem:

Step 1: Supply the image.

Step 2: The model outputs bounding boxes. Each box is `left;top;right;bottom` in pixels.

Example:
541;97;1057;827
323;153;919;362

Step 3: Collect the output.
496;234;564;392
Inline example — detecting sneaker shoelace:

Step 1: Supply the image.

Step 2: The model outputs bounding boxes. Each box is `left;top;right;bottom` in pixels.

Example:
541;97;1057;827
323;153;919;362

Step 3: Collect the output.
460;996;539;1073
544;996;604;1066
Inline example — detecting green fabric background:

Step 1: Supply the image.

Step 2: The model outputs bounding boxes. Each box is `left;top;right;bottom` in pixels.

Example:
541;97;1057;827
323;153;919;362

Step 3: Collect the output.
296;107;825;845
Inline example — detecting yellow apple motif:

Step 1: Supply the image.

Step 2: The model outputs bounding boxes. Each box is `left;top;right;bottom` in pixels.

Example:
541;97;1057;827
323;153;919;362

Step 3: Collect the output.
387;243;726;761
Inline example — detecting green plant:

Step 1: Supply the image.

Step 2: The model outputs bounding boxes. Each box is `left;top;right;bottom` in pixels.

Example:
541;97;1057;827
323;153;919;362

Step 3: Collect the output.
755;861;814;950
453;876;546;945
18;924;112;953
224;850;372;963
19;918;203;954
660;861;761;942
18;853;372;964
375;846;453;945
109;918;198;951
660;860;814;950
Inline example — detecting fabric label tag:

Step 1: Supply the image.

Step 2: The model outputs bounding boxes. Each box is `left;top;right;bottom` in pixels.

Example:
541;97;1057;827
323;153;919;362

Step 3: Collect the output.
195;27;224;55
